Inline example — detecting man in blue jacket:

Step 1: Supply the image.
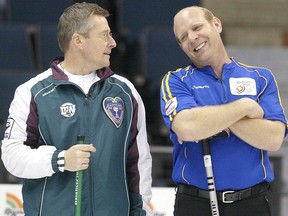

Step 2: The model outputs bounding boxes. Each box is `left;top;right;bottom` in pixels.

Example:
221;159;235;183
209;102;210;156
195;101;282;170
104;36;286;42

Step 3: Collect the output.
1;2;152;215
160;6;287;216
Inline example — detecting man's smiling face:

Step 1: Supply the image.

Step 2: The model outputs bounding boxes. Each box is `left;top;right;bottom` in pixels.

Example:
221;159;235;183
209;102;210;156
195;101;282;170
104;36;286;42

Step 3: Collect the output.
173;7;223;68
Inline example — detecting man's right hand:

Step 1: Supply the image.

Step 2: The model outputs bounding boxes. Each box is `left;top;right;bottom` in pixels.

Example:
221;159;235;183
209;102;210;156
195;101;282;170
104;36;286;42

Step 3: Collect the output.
64;144;96;171
240;98;264;119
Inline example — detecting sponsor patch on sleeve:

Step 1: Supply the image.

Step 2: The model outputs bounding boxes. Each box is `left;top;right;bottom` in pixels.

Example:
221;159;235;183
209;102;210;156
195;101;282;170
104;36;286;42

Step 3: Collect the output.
4;117;15;139
165;97;178;116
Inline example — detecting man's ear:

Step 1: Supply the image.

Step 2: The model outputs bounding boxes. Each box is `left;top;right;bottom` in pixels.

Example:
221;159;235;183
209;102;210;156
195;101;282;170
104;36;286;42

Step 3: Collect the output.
213;17;222;34
71;33;84;49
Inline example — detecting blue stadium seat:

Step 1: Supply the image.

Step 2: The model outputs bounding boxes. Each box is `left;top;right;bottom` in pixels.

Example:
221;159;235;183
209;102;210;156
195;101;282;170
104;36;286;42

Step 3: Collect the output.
37;24;62;70
0;24;35;71
8;0;74;24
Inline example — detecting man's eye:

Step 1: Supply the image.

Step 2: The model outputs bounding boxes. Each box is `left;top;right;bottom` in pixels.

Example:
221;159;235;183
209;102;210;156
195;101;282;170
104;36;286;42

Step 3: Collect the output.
103;32;113;39
102;32;113;41
194;26;202;31
180;35;187;42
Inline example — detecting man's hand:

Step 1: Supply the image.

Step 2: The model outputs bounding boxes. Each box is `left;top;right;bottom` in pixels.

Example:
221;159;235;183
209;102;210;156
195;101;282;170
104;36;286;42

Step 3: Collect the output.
241;98;264;119
64;144;96;171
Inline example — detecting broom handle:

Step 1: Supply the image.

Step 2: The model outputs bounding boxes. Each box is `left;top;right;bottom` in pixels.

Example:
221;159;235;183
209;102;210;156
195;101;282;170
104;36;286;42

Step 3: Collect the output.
75;135;85;216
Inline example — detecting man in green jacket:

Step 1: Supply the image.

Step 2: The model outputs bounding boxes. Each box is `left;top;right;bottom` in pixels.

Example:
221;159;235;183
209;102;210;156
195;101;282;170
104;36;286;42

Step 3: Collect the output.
1;2;152;215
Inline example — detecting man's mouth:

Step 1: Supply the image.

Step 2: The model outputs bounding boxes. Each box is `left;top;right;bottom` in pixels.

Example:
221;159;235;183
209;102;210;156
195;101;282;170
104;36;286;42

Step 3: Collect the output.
194;42;206;51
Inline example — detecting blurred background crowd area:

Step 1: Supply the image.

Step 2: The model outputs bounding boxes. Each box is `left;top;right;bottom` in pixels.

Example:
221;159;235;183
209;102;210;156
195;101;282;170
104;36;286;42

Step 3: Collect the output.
0;0;288;193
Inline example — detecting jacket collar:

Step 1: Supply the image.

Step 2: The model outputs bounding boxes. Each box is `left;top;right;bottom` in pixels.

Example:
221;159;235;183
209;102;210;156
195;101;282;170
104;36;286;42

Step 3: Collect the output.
50;56;114;81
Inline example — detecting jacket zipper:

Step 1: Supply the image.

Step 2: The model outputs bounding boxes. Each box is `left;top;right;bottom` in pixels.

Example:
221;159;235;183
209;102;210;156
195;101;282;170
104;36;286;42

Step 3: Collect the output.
215;76;228;102
84;93;95;216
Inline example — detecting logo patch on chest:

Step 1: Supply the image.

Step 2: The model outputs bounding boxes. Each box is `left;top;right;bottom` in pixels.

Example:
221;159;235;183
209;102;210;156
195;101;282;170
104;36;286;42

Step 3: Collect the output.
229;78;256;95
103;97;124;128
60;103;76;117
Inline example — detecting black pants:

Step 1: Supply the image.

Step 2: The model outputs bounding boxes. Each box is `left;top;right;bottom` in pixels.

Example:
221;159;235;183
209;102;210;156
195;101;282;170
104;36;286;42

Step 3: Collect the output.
174;188;273;216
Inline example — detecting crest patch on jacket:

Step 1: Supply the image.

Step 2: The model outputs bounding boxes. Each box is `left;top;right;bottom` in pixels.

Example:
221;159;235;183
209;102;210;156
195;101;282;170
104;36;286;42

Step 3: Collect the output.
103;97;124;128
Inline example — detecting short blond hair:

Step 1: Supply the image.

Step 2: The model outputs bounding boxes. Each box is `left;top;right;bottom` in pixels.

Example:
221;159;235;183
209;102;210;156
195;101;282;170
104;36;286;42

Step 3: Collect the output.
176;6;214;23
57;2;109;53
